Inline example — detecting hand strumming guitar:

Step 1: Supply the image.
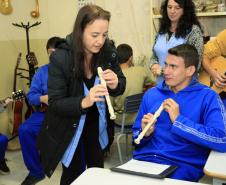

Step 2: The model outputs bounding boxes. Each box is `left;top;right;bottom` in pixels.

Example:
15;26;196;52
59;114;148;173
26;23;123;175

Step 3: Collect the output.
211;70;226;89
0;97;13;113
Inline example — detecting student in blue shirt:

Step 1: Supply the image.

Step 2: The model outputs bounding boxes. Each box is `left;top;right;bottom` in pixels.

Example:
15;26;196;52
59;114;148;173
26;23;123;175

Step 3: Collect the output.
133;44;226;182
19;36;62;185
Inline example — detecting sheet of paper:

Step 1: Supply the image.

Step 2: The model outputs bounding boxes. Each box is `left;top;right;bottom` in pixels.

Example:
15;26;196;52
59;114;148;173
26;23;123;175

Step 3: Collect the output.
117;159;170;175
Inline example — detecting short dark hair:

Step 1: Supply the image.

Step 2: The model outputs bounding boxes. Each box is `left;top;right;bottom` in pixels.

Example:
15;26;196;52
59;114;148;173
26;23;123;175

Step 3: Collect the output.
116;44;133;64
168;44;199;71
46;36;62;51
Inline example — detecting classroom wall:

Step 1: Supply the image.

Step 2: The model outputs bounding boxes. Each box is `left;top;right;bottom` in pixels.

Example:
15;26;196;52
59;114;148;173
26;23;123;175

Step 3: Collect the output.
1;0;225;136
0;0;78;135
0;0;152;136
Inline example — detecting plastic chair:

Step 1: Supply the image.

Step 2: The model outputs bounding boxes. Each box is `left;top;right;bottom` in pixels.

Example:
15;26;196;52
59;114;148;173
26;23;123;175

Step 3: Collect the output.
116;93;143;164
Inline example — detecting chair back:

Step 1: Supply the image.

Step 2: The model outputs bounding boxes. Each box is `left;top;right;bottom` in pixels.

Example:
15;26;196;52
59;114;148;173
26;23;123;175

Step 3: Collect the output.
121;93;144;133
124;93;144;113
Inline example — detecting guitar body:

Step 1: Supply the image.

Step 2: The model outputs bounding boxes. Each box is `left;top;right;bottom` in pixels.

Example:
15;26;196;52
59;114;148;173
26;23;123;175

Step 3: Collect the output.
199;56;226;94
0;0;12;15
12;101;23;135
10;54;24;137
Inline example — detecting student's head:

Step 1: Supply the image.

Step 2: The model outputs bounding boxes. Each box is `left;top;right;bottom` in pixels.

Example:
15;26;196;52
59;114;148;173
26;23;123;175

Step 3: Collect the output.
163;44;198;92
159;0;201;38
116;44;133;66
72;5;111;56
46;36;62;56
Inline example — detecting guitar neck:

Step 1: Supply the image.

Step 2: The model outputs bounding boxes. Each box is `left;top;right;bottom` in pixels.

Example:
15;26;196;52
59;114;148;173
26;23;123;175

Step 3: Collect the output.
26;52;38;85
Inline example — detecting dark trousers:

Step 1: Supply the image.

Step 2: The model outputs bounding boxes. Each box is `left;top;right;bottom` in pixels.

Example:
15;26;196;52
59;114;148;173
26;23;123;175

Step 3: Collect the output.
60;120;104;185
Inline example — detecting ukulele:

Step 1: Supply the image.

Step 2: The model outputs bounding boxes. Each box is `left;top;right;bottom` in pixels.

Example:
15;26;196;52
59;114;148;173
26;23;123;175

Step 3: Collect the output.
0;0;12;15
199;56;226;94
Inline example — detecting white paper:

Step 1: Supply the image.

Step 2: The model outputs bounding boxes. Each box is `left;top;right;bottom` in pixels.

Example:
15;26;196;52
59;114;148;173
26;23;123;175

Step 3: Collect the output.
117;159;170;175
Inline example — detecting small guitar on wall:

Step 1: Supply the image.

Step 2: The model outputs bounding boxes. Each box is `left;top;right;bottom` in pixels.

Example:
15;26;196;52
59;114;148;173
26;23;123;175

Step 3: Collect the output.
199;56;226;94
0;0;12;15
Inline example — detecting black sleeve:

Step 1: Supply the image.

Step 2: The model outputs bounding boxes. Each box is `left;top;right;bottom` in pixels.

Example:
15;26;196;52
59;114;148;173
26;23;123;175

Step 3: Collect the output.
48;49;84;117
99;39;126;97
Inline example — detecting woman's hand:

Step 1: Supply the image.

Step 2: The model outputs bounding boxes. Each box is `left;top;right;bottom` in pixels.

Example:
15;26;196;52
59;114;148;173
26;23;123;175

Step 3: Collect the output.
163;98;180;123
150;64;162;76
81;84;108;109
102;69;119;90
141;113;156;137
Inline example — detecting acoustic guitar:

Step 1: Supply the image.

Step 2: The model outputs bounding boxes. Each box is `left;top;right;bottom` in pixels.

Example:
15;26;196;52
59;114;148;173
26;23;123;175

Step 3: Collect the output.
0;0;12;15
7;90;25;142
199;56;226;94
10;53;24;137
24;52;39;117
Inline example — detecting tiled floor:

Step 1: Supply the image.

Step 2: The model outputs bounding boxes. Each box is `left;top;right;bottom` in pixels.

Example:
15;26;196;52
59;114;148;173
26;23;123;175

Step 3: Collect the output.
0;134;212;185
0;134;133;185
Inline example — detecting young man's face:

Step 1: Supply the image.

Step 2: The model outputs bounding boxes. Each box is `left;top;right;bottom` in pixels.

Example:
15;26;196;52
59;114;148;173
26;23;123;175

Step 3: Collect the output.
163;54;194;92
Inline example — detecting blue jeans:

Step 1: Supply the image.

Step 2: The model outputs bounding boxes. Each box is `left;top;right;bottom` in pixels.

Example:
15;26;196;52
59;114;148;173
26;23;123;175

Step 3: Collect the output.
0;134;8;161
19;112;45;178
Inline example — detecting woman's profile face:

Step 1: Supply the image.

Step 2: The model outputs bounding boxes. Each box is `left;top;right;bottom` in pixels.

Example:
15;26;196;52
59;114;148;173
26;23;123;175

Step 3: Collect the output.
167;0;184;24
82;19;109;55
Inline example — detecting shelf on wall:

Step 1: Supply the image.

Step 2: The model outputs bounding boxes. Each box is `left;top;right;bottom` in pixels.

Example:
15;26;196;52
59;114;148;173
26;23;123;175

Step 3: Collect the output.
152;11;226;19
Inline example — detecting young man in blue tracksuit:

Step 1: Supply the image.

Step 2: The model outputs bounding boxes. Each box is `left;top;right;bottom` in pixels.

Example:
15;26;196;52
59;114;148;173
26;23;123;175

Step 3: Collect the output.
133;44;226;182
19;37;62;185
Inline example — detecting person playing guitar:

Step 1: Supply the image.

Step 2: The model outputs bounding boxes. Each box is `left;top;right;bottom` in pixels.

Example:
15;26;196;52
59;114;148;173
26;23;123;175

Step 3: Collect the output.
18;36;62;185
201;29;226;108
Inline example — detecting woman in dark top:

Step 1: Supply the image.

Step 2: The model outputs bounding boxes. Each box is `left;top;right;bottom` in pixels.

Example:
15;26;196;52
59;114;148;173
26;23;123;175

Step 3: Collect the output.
37;5;126;185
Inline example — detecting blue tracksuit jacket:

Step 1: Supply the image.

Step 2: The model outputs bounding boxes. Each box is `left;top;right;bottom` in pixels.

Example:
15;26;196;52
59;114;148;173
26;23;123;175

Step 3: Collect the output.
133;77;226;182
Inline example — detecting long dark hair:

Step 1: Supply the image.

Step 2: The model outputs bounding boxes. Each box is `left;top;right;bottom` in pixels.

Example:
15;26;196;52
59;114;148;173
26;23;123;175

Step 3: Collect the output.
159;0;202;38
71;5;111;79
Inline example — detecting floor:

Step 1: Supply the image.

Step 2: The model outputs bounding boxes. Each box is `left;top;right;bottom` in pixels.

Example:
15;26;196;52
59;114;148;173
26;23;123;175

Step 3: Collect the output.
0;133;133;185
0;134;212;185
